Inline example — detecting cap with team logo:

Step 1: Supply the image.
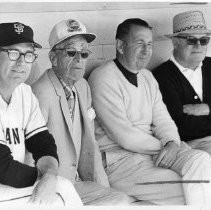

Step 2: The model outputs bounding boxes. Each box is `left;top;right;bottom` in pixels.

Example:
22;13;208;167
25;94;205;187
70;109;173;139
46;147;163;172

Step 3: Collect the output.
49;19;96;50
0;22;42;48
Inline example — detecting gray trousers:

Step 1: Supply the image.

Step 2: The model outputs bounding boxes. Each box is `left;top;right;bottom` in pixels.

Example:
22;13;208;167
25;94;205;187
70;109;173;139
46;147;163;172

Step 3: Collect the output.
74;180;133;205
187;135;211;154
104;142;211;205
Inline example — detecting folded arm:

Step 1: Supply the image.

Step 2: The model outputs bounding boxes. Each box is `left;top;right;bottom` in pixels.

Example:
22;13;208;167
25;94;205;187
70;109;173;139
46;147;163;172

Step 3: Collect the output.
154;73;211;140
183;103;210;116
151;75;181;147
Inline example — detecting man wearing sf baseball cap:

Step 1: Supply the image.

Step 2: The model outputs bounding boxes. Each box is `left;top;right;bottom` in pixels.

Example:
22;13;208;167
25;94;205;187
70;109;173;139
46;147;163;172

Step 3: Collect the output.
0;21;84;206
32;19;132;205
0;22;42;48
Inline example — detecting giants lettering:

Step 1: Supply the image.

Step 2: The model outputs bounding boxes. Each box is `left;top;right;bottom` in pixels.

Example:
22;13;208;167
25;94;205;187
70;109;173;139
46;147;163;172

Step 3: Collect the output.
6;128;20;144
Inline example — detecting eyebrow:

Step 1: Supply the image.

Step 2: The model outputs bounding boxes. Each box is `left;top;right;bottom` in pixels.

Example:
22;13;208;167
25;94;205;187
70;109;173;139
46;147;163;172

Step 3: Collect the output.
9;48;35;53
135;39;153;43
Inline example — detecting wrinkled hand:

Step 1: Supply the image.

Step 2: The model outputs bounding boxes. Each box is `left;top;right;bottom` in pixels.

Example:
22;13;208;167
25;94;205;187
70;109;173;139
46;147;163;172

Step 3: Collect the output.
155;141;179;168
183;104;210;116
29;173;58;205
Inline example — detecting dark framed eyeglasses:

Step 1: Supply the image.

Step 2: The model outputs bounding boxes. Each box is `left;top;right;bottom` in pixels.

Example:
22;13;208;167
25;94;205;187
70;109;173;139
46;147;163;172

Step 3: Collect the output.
54;47;92;59
0;47;37;63
175;36;210;46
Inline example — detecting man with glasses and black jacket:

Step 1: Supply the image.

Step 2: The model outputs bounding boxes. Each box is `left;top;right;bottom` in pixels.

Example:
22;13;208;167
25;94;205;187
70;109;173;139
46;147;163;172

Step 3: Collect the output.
153;11;211;154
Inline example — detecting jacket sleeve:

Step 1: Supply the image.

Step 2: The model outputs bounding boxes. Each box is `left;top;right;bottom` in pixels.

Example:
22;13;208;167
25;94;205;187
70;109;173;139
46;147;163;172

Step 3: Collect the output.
150;73;181;146
153;69;211;141
0;144;37;188
85;81;110;187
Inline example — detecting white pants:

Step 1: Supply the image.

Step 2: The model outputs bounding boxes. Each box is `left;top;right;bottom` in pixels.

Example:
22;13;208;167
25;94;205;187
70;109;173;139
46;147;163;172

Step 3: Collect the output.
187;135;211;154
105;142;211;205
0;176;83;207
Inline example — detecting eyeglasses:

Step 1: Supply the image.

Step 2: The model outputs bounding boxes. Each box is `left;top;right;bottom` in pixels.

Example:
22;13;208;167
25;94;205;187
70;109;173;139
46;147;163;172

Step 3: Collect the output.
0;47;37;63
175;36;210;46
54;47;92;59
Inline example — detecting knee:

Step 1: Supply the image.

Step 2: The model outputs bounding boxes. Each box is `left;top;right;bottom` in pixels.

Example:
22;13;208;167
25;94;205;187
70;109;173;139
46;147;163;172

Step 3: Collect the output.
112;192;134;206
56;176;75;189
200;151;210;160
186;150;211;170
194;151;211;165
164;169;182;181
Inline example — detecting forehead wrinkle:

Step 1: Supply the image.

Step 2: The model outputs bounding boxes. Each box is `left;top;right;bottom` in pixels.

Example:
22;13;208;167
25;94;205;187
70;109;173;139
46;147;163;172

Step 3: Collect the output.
58;35;88;48
3;43;34;53
57;41;88;50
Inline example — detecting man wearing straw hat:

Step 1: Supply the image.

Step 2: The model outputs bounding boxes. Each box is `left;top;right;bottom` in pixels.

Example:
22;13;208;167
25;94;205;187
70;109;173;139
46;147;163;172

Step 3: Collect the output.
153;11;211;154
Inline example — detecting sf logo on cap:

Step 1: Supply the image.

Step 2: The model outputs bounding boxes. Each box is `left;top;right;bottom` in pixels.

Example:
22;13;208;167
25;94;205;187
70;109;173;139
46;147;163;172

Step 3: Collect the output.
67;20;81;32
14;23;24;34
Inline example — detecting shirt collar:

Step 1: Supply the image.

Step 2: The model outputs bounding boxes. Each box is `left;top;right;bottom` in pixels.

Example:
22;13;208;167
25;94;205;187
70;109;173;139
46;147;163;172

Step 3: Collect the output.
114;58;138;87
60;79;75;100
170;54;202;72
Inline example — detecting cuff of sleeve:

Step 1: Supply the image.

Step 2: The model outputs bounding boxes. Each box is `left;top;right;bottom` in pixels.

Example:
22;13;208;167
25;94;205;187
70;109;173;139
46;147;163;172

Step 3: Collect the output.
207;102;211;117
36;167;42;180
161;139;180;148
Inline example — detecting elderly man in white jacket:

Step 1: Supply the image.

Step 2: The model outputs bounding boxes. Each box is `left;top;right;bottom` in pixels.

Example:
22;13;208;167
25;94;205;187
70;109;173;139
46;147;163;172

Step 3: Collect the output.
32;18;132;206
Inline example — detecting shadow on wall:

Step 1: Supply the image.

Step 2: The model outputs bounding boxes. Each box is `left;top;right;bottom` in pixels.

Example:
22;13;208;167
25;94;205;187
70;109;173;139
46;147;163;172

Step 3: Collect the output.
26;62;41;85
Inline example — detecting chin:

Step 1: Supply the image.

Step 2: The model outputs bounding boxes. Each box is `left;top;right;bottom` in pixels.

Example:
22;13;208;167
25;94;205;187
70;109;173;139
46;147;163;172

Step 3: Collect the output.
14;77;26;84
192;57;204;63
138;63;147;70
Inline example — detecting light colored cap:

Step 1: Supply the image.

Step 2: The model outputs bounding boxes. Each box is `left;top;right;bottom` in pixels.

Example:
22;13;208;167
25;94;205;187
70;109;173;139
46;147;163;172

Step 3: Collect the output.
49;19;96;49
165;10;211;38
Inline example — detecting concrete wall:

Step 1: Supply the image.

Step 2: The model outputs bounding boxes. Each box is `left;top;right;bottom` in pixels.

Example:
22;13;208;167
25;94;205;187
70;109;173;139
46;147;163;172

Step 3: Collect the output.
0;2;211;84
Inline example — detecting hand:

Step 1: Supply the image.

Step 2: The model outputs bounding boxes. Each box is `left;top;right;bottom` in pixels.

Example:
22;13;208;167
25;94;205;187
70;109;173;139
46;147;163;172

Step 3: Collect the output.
29;173;58;205
155;141;179;168
183;104;210;116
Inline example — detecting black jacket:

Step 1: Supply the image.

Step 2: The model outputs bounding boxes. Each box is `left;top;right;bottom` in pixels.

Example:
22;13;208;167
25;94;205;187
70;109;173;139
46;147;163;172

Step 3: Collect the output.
153;57;211;141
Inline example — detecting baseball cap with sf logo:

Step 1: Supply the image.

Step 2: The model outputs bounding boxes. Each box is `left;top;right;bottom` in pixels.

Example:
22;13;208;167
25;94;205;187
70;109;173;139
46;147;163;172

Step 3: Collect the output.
49;19;96;50
0;22;42;48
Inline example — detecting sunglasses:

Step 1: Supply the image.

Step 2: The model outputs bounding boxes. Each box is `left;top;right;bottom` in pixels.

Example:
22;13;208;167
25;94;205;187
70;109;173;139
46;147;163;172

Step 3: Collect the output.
175;36;210;46
54;47;92;59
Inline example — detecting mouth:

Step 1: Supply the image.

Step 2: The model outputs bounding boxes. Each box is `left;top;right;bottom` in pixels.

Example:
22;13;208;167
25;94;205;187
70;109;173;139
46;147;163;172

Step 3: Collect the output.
73;67;83;70
12;70;26;74
192;51;203;54
139;57;149;61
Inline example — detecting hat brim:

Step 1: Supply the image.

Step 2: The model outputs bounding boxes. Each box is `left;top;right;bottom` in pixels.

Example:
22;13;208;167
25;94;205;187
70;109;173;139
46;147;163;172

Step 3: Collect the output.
33;42;42;49
51;32;96;50
165;29;211;38
0;38;42;49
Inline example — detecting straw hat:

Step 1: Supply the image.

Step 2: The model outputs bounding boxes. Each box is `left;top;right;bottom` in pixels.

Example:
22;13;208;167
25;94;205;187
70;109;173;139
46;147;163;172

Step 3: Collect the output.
165;10;211;38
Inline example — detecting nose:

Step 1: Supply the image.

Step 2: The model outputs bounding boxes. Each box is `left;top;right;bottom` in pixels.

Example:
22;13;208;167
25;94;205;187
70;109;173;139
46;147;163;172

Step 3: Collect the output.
73;51;82;62
193;41;202;50
141;43;151;54
16;54;25;65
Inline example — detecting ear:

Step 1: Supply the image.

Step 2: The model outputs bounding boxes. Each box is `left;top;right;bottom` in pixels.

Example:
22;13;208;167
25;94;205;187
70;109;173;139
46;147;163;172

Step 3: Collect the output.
171;37;179;49
49;50;58;67
116;39;124;55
